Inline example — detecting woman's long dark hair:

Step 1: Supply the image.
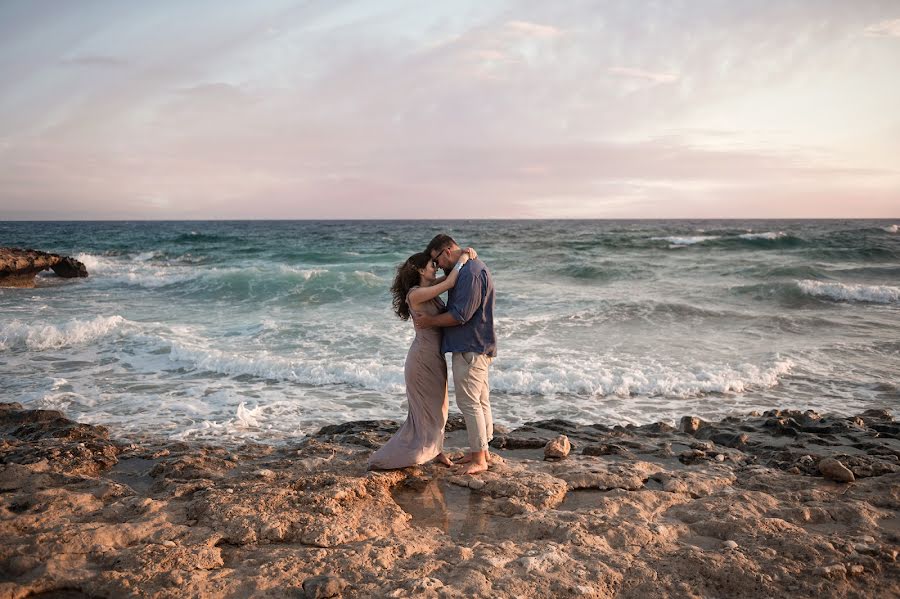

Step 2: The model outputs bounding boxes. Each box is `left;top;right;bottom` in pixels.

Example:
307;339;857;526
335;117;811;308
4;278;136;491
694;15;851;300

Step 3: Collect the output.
391;252;430;320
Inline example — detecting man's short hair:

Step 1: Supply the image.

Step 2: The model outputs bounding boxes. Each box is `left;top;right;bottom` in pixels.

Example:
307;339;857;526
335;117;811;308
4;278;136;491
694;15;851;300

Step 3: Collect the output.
425;234;457;257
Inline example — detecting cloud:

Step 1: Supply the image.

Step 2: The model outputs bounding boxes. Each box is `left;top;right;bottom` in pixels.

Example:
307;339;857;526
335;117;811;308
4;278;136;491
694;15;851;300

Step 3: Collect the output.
60;55;128;68
864;18;900;37
608;67;679;84
504;20;562;38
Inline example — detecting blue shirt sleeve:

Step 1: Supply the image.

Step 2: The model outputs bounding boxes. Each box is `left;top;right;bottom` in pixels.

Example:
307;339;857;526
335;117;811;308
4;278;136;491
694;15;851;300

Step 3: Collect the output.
448;267;483;324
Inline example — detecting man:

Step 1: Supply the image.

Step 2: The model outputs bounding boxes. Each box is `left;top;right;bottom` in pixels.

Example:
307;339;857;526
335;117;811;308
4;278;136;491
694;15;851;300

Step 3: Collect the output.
416;234;496;475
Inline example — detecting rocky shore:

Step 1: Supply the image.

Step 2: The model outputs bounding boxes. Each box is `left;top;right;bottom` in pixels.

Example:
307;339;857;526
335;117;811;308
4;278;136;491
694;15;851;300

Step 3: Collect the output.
1;402;898;598
0;248;88;288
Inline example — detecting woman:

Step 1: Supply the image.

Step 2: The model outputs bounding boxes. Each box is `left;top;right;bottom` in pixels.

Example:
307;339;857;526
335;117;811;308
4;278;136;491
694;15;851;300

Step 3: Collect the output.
368;248;475;469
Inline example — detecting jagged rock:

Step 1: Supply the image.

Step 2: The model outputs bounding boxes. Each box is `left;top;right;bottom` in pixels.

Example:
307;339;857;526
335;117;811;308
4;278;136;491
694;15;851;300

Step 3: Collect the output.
680;416;708;434
544;435;571;460
303;574;347;598
0;247;88;287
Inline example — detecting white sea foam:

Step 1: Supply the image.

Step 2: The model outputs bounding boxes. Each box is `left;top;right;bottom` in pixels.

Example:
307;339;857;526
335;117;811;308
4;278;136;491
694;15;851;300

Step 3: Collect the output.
74;253;116;273
738;231;786;240
166;340;405;391
490;356;794;398
884;224;898;233
797;280;900;304
278;265;328;280
0;315;129;351
651;235;721;246
353;271;383;284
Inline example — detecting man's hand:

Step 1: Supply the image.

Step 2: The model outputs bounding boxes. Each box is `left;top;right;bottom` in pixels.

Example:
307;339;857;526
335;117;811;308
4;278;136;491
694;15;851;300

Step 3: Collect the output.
414;313;434;329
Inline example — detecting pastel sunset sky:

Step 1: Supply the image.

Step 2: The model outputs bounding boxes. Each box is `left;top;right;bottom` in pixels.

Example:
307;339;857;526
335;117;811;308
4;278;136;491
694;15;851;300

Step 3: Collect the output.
1;0;898;219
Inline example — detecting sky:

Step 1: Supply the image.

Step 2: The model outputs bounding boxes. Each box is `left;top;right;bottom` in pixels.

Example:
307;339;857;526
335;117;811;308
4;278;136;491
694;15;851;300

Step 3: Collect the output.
0;0;898;219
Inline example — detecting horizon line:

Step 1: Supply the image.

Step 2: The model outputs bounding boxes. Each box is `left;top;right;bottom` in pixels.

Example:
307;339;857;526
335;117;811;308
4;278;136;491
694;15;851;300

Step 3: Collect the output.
2;217;899;223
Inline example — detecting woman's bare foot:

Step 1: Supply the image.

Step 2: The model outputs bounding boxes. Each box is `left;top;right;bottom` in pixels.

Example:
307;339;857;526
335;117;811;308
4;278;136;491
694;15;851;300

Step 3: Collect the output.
433;453;452;467
453;454;473;465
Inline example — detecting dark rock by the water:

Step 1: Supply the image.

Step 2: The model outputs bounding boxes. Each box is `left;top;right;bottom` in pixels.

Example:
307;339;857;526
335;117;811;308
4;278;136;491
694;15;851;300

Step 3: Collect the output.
0;247;88;287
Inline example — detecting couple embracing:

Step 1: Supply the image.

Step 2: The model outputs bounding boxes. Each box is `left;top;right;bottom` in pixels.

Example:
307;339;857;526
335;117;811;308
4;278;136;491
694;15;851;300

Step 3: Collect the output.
369;234;496;475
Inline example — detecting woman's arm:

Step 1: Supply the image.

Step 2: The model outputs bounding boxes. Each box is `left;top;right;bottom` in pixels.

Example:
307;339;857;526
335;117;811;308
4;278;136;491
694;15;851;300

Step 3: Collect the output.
407;250;473;305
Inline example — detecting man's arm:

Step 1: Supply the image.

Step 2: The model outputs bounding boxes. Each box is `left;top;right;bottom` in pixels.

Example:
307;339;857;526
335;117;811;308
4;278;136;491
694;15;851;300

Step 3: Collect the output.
415;311;460;329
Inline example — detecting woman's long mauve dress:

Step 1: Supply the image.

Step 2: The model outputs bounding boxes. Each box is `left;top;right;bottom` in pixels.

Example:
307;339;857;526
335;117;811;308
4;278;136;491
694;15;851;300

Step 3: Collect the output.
369;290;448;469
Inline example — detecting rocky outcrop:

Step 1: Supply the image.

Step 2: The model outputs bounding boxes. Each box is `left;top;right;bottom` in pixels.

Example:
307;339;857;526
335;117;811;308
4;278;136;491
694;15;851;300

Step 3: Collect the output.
0;247;88;287
1;402;898;598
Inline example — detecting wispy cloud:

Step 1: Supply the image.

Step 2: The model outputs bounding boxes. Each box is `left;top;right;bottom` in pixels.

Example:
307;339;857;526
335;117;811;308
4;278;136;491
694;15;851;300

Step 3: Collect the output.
504;20;562;38
60;55;129;68
864;18;900;37
608;67;679;84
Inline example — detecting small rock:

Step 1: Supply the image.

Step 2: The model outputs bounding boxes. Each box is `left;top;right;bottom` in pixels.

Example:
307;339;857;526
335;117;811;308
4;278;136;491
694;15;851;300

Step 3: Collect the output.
814;564;847;579
544;435;571;460
818;457;855;483
679;416;706;434
848;564;865;576
162;540;176;548
256;468;276;478
854;543;878;555
468;478;485;490
715;454;725;462
406;578;444;593
723;540;738;550
302;575;347;599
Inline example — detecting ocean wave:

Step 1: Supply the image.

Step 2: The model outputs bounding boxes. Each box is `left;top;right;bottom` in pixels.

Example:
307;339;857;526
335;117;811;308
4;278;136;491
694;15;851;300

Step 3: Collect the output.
70;255;384;301
884;224;898;234
0;315;128;351
796;280;900;304
491;357;794;398
650;232;805;249
738;231;786;240
166;341;405;391
651;235;721;246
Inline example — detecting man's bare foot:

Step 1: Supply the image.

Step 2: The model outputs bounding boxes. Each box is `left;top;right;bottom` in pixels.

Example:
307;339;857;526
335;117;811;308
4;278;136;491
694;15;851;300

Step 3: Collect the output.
433;453;452;467
456;461;488;475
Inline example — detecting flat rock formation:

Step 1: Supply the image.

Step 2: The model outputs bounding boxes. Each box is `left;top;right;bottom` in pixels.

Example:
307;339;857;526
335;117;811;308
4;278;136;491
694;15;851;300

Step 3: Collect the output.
1;402;898;598
0;248;88;288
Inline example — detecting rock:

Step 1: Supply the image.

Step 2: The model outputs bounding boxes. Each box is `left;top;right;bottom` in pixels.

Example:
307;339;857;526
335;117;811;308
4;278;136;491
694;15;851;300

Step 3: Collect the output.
406;577;444;593
818;457;855;483
302;575;348;598
3;402;900;599
544;435;571;460
582;443;630;456
814;564;847;579
679;416;707;434
0;247;88;287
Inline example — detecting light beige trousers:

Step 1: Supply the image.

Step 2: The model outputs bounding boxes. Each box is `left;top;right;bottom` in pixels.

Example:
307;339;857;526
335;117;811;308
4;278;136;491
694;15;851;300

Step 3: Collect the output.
452;352;493;452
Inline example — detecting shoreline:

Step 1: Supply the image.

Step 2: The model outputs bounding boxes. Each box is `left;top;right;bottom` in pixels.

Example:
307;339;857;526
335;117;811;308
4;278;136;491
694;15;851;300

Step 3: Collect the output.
1;402;898;598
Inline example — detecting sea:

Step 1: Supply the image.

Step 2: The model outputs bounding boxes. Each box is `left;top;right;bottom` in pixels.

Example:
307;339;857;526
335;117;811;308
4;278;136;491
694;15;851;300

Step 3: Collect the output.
1;220;898;444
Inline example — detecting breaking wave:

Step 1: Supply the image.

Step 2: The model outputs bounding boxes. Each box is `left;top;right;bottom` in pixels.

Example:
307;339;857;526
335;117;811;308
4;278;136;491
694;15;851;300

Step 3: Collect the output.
0;315;129;351
796;280;900;304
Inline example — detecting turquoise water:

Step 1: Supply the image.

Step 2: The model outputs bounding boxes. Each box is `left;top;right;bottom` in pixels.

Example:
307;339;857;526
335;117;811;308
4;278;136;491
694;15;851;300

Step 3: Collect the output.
1;220;898;443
